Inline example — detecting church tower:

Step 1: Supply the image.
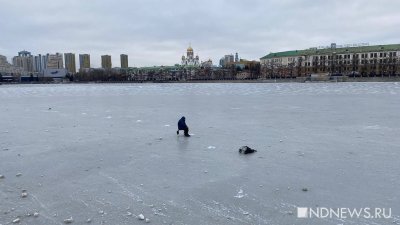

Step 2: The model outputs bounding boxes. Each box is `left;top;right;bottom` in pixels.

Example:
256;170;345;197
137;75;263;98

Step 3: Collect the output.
181;44;200;66
187;45;194;59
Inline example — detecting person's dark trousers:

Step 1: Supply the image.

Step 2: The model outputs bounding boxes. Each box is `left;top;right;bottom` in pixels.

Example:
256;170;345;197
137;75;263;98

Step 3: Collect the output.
184;127;190;137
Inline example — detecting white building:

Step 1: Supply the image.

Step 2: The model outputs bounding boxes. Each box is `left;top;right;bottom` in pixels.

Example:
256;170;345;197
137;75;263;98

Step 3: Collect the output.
181;45;200;66
42;68;67;78
0;55;23;75
260;43;400;76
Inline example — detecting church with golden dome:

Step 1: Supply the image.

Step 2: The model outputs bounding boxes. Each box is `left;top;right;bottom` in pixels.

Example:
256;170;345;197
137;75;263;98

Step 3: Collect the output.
181;45;200;66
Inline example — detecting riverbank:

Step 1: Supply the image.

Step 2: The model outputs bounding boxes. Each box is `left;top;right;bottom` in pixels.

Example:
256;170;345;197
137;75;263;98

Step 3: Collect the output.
180;76;400;83
1;76;400;85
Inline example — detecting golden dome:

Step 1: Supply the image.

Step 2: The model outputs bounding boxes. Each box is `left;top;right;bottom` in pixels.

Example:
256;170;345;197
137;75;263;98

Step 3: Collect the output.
187;46;193;51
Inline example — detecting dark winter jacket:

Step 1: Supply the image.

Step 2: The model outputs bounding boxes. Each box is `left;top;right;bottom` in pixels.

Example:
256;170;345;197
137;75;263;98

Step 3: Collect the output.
178;117;188;130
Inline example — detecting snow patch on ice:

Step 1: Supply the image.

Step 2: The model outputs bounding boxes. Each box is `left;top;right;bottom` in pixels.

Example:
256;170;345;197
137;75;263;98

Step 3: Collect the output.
207;146;216;149
63;217;73;223
234;189;247;198
137;214;145;220
363;125;381;130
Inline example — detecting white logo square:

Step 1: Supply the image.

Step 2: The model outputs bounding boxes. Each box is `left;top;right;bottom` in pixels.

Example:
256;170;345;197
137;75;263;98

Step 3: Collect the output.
297;207;308;218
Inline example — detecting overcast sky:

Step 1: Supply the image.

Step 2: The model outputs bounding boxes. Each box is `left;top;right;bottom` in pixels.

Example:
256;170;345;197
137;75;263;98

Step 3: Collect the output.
0;0;399;68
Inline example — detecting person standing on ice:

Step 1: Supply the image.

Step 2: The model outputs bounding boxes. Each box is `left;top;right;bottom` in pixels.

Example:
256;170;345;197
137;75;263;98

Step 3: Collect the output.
177;116;190;137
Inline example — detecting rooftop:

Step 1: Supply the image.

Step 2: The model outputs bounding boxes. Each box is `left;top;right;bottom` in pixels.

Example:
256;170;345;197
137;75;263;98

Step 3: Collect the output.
260;44;400;59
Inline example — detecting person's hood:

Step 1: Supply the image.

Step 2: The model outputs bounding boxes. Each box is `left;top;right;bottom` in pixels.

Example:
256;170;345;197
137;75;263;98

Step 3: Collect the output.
181;116;185;121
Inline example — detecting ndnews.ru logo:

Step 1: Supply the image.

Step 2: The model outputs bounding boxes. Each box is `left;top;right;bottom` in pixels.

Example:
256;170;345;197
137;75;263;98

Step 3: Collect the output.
297;207;392;219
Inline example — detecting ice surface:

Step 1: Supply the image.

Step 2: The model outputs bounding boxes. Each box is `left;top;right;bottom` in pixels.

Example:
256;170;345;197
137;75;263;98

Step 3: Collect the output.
0;83;400;224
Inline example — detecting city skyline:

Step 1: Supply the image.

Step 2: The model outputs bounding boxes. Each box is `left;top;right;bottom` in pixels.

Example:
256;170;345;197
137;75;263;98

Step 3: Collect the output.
1;0;399;67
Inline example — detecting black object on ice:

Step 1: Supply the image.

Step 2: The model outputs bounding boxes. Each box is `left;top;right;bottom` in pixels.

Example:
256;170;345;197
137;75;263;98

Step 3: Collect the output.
239;146;257;154
177;116;190;137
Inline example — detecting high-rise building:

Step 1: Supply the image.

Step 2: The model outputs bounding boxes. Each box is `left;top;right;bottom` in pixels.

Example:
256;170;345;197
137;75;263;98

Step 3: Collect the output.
33;54;43;72
12;50;34;72
64;53;76;73
120;54;128;68
79;54;91;70
219;58;225;67
101;55;112;69
225;54;234;64
47;53;63;69
0;55;24;75
42;54;48;70
18;50;31;57
219;54;236;67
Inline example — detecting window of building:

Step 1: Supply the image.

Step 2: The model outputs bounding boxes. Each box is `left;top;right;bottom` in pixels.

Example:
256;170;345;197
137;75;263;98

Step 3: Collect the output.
374;53;377;58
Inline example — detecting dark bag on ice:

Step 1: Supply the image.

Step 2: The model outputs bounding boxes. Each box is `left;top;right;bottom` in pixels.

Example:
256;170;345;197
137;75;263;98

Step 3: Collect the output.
239;146;257;154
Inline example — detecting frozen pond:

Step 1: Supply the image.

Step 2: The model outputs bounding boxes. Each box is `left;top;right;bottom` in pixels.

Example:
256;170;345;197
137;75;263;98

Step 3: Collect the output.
1;83;400;225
